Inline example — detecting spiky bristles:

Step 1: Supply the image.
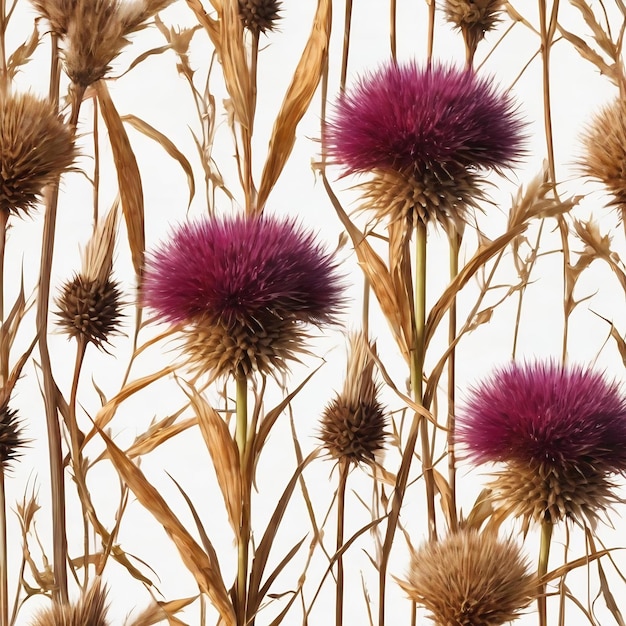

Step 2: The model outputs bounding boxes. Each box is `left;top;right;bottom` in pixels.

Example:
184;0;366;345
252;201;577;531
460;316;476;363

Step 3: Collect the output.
0;405;26;472
487;460;622;527
143;214;344;380
32;0;174;86
444;0;504;53
357;165;485;232
31;578;109;626
182;314;310;381
325;61;525;229
238;0;281;33
579;97;626;210
0;92;75;216
457;360;626;527
399;529;536;626
320;334;387;465
55;275;123;348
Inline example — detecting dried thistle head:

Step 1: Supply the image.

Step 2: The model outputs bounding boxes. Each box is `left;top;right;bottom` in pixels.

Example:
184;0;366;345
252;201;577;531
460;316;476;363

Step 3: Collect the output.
143;214;344;380
0;92;76;216
399;529;536;626
31;578;109;626
32;0;175;86
238;0;281;34
0;405;26;472
325;61;525;230
319;333;387;465
457;360;626;527
579;96;626;211
55;209;124;348
444;0;504;57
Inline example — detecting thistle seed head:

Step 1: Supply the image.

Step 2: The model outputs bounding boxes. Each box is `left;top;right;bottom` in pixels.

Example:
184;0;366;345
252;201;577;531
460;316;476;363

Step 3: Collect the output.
238;0;281;34
0;405;26;472
0;92;75;216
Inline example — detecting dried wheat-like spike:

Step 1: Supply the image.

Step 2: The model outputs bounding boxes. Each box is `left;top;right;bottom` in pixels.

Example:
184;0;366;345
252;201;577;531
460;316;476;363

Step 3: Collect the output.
0;92;76;216
319;333;387;465
238;0;281;33
38;0;175;86
399;529;536;626
31;578;110;626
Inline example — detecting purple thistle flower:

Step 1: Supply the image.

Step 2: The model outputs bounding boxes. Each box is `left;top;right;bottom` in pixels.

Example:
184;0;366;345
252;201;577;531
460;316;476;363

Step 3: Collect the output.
324;61;526;229
143;214;344;379
457;360;626;526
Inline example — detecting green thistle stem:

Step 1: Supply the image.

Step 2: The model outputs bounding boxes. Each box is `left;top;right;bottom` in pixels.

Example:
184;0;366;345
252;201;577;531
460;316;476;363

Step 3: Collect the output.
538;519;553;626
235;373;249;625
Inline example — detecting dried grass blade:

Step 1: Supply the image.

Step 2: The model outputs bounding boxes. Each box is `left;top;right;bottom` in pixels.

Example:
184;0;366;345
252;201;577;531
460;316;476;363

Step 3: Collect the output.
247;450;319;619
6;23;40;81
96;80;145;277
557;25;616;80
122;114;196;208
126;595;197;625
125;417;197;459
99;428;236;625
86;366;176;445
255;536;307;605
256;0;332;211
182;384;242;539
323;174;409;359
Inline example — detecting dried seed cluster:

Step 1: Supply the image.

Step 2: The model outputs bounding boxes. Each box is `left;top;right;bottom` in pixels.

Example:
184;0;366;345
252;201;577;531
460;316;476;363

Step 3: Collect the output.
238;0;281;33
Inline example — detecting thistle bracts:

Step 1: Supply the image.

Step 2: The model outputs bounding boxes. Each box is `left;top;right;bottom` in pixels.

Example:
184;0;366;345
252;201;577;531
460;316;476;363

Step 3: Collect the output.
457;360;626;526
0;92;75;216
324;61;525;232
238;0;281;34
320;333;387;465
55;208;123;349
399;529;536;626
143;214;344;380
0;405;25;472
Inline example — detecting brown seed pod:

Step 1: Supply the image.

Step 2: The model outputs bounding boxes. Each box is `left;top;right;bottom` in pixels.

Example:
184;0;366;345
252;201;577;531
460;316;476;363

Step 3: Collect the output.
238;0;282;33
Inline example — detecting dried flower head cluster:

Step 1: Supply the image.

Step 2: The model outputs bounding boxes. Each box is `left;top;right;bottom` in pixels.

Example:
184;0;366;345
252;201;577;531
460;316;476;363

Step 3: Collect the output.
319;333;386;465
325;61;525;231
457;360;626;526
143;214;344;380
579;97;626;211
31;0;174;86
32;578;109;626
0;92;75;216
400;529;536;626
0;405;26;472
56;209;123;349
238;0;281;33
444;0;504;58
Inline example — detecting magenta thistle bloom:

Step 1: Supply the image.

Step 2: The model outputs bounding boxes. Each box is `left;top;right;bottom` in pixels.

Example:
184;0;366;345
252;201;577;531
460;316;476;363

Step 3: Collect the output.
457;360;626;526
143;214;344;379
324;61;525;230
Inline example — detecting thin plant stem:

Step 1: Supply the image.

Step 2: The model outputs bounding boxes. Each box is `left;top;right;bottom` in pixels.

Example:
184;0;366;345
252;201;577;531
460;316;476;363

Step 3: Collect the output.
335;459;348;626
0;209;7;322
538;519;553;626
390;0;397;61
235;373;249;625
340;0;353;91
446;230;460;532
243;30;259;214
426;0;436;60
0;469;7;626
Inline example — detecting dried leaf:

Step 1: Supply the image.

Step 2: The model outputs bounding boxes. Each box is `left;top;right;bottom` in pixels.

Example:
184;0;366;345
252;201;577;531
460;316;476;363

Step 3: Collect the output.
6;23;40;80
96;80;145;277
256;0;332;210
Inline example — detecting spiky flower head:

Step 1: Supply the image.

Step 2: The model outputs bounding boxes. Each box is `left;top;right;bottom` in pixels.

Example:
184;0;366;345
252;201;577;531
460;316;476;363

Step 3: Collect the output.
55;208;123;349
399;529;536;626
0;92;76;216
325;61;525;231
579;96;626;212
238;0;281;33
31;578;109;626
457;360;626;526
0;405;26;472
319;333;387;465
31;0;174;86
444;0;504;59
143;214;344;380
